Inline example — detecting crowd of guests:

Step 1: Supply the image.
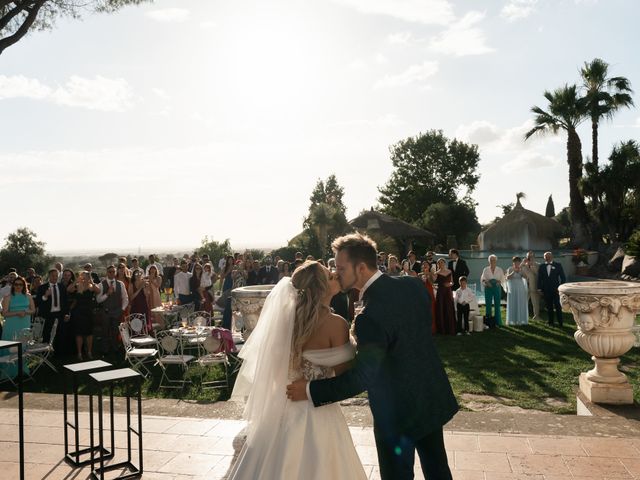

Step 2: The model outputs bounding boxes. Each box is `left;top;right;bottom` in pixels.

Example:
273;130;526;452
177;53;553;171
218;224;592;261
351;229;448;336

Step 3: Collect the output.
0;247;567;380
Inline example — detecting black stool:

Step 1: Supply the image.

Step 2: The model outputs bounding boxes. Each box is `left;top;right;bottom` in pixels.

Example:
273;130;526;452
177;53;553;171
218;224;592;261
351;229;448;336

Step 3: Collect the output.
63;360;113;467
89;368;144;480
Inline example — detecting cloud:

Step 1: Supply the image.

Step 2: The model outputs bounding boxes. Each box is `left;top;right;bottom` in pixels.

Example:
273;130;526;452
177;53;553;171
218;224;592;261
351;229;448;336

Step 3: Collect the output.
151;87;170;100
501;152;558;172
429;11;494;56
387;32;413;44
329;0;455;25
0;75;134;112
331;113;406;128
500;0;538;22
145;8;190;23
374;61;438;89
456;120;502;146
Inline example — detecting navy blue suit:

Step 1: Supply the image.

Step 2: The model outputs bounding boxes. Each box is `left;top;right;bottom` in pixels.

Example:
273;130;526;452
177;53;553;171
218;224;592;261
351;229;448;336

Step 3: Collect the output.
537;261;566;326
310;274;458;479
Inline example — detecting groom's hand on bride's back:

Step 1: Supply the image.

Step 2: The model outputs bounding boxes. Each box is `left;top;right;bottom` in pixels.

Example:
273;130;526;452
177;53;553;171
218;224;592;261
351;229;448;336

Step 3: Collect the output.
286;378;308;401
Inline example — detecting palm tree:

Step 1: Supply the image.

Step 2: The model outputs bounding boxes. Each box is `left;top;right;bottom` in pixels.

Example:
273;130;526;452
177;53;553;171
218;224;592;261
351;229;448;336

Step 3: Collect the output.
525;84;591;246
580;58;634;169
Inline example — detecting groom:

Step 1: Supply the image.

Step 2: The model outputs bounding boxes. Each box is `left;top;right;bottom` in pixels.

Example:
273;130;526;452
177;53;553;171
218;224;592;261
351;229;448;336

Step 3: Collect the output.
287;233;458;480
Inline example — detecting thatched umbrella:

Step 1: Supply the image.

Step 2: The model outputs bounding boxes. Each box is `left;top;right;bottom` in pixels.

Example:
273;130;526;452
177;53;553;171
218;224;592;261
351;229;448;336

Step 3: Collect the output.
478;197;562;251
349;209;435;254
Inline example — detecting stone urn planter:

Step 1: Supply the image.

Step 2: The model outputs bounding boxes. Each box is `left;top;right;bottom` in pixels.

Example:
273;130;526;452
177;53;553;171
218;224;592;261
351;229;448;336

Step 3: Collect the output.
559;281;640;404
231;285;275;340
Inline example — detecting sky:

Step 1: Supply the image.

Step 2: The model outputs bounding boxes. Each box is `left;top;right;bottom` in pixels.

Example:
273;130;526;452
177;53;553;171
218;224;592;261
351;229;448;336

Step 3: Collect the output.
1;0;639;254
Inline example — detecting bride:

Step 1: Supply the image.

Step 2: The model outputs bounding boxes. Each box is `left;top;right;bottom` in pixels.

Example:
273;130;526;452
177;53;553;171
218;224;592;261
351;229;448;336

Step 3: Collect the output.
228;260;367;479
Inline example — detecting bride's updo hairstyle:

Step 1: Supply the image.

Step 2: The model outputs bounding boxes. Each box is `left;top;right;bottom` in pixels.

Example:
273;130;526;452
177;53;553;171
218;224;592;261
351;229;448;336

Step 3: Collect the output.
290;260;329;370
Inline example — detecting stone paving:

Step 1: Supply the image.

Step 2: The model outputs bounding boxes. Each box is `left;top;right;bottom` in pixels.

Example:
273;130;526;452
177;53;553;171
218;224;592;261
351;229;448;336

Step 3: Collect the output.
2;407;640;479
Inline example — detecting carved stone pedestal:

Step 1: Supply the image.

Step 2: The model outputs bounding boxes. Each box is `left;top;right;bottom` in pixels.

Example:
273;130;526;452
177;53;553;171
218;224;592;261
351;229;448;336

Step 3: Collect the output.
231;285;275;340
559;281;640;405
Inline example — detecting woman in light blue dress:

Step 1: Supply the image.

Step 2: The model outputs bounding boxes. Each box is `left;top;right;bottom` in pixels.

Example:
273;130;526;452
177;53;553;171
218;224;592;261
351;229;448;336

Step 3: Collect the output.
1;276;35;379
506;257;529;326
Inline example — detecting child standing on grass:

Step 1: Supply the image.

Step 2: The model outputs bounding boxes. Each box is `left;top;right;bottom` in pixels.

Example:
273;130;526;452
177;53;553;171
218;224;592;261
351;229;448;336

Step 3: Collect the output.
454;276;474;335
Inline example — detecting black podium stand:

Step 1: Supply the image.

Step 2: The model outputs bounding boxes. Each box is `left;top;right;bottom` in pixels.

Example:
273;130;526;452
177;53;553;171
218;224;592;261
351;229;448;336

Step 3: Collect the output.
0;340;24;480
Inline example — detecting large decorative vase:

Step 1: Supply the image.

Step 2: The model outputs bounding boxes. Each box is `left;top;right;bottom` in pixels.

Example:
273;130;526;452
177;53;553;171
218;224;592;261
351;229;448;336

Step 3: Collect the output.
231;285;275;340
559;281;640;404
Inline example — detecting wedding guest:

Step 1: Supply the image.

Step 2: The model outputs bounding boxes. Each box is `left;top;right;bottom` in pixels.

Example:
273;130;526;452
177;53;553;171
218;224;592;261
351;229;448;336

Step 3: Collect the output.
454;276;474;335
424;251;436;272
379;251;388;269
280;261;291;279
433;258;456;335
521;251;541;320
29;275;42;314
386;255;401;276
327;258;336;271
54;262;64;274
1;276;35;379
377;254;387;273
25;268;36;288
147;265;163;325
69;271;100;360
400;259;417;277
190;263;204;310
537;251;566;327
163;258;179;291
145;254;164;276
96;265;129;353
84;263;101;284
116;263;131;317
408;250;422;275
36;269;69;345
220;256;235;293
129;270;152;331
130;257;144;275
506;256;528;326
61;268;76;291
201;262;217;313
247;260;260;286
257;257;279;285
0;271;17;299
174;260;194;305
481;255;505;327
448;249;470;291
421;261;437;335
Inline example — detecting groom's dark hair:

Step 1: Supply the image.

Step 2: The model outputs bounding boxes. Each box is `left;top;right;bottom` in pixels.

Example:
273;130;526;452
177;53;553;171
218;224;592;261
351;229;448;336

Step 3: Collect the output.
332;233;377;270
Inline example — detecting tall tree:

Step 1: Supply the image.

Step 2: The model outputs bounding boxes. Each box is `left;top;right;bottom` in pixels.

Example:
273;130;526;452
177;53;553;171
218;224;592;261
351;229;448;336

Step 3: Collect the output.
378;130;480;223
580;58;634;169
0;227;54;274
525;84;591;246
0;0;150;55
545;195;555;217
303;175;350;258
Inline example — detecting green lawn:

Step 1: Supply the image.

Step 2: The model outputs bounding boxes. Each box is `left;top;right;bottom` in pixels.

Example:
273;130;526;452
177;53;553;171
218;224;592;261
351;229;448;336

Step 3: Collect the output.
3;313;640;414
434;312;640;413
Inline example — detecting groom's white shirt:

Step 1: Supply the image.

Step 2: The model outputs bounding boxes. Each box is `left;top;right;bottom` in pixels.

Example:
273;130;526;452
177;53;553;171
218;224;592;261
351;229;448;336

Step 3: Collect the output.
305;269;383;401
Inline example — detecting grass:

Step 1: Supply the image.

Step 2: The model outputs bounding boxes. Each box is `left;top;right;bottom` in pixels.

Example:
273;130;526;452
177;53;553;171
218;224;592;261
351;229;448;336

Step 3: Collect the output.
434;311;640;413
3;312;640;414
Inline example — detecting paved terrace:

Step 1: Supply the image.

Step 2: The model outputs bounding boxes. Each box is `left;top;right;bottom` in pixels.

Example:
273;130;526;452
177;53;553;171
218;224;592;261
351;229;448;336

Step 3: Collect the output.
1;393;640;479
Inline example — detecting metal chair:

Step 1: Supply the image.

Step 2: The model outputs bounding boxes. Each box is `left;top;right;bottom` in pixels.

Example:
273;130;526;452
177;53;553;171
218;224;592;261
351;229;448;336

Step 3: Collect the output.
155;330;195;389
30;316;46;343
186;311;211;327
25;319;59;377
125;314;157;348
119;323;157;378
196;335;229;390
0;350;19;386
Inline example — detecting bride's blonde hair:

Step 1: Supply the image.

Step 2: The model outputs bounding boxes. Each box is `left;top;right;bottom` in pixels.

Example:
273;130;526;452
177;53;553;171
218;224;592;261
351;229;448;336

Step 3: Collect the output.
290;261;329;371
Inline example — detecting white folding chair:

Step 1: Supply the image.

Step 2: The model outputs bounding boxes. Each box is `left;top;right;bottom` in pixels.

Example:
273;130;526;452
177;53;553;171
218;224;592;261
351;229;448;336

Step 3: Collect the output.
196;335;229;390
31;316;46;343
125;313;157;348
119;323;157;378
155;330;195;389
0;353;20;386
186;311;212;327
26;319;59;377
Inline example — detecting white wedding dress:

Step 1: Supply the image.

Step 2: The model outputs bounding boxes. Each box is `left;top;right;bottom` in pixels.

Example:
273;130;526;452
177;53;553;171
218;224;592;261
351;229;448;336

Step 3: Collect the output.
227;278;367;480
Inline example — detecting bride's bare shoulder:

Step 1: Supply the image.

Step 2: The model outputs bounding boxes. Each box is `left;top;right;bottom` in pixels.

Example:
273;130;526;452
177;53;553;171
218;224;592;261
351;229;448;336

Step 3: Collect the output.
325;312;349;345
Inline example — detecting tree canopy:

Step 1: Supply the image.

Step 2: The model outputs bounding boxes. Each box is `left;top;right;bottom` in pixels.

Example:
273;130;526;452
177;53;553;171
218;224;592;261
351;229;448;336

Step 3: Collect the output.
377;130;480;223
0;0;150;55
199;237;232;264
418;202;481;249
0;227;54;275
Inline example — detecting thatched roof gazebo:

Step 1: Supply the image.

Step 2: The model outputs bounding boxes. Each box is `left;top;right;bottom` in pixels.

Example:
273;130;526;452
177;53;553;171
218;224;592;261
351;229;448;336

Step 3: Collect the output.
477;197;562;251
349;209;435;253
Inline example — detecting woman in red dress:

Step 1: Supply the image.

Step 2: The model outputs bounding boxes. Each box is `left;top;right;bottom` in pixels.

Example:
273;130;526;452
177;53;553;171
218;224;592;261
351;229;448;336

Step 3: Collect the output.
432;258;456;335
421;262;437;335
